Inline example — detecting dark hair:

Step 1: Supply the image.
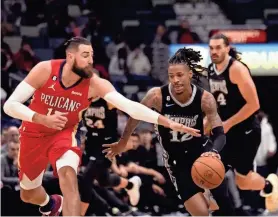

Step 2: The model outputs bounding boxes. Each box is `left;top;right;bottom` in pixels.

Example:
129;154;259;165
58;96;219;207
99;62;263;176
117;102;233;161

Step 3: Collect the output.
168;47;207;81
65;37;91;51
210;33;241;61
131;133;139;139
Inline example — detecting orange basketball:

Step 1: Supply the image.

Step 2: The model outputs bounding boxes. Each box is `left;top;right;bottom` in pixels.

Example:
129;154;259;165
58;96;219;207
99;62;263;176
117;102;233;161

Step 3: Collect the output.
191;156;225;189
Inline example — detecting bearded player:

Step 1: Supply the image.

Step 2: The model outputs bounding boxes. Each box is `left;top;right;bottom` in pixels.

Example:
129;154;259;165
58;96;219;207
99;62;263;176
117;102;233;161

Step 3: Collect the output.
3;37;200;216
207;33;278;212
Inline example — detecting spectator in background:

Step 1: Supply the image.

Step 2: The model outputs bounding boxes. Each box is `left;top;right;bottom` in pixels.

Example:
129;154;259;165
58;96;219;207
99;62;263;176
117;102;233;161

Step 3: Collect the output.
1;126;20;154
48;14;69;38
1;141;20;188
1;127;9;147
67;18;84;37
1;42;16;95
106;32;128;59
177;20;201;44
127;46;151;76
14;40;39;73
109;47;128;76
153;24;170;45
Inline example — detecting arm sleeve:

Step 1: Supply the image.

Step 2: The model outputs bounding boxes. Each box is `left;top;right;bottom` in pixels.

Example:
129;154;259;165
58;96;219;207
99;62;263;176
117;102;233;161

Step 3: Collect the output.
3;81;36;122
211;126;226;152
103;91;160;124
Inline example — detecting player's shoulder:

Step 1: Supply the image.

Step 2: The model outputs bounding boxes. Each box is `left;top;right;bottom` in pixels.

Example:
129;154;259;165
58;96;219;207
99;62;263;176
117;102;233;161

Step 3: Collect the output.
202;89;213;100
146;87;162;99
230;59;248;72
35;60;52;70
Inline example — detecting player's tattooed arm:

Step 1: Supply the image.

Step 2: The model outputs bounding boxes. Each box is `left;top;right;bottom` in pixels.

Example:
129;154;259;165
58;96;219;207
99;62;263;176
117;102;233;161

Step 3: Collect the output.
201;91;222;129
120;87;162;143
102;88;162;159
201;91;226;153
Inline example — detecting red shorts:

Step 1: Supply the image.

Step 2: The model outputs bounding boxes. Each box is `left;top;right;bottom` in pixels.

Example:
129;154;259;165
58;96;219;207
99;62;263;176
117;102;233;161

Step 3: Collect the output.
18;128;82;181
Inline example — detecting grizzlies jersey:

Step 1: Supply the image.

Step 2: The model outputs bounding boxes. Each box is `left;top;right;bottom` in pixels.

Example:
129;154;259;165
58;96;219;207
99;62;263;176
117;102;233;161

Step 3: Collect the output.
156;83;206;163
208;57;256;130
82;98;118;156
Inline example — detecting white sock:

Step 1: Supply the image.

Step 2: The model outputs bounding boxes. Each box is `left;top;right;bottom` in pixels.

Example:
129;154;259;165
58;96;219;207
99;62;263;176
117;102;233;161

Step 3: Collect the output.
40;194;50;207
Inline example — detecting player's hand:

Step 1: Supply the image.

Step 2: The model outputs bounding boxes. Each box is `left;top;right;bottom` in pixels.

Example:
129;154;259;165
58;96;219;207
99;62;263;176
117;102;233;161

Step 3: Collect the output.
201;151;221;160
169;121;201;137
43;111;68;130
102;140;126;159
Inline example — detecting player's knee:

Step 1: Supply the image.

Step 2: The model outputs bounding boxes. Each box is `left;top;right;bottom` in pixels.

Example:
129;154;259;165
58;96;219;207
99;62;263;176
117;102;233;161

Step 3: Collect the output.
235;171;265;190
58;166;78;187
20;189;35;203
235;171;251;190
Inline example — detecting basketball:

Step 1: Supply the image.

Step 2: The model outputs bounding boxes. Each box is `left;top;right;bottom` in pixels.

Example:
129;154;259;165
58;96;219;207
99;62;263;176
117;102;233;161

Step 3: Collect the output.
191;156;225;189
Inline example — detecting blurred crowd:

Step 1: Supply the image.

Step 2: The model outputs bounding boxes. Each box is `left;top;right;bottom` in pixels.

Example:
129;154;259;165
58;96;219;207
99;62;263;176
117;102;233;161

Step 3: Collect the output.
1;0;278;216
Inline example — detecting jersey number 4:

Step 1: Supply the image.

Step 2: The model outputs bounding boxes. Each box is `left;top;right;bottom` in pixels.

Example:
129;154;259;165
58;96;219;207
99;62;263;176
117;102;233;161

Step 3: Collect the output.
217;93;226;106
170;131;193;142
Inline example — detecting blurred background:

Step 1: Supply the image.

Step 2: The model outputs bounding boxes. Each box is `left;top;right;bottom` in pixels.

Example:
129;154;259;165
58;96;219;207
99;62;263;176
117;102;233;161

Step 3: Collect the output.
1;0;278;216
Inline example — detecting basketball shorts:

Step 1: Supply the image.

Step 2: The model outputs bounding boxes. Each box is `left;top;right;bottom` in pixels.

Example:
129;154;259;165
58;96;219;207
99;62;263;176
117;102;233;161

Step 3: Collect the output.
220;124;261;175
18;128;82;182
164;144;206;202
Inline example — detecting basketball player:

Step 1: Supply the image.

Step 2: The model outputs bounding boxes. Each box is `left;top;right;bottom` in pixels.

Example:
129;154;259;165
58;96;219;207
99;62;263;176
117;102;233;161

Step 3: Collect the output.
3;37;200;216
103;48;232;216
79;96;141;216
207;33;278;212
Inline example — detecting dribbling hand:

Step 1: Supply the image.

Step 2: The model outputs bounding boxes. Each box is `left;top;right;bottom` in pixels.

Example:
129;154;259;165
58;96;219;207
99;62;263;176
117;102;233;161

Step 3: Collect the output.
201;151;221;160
169;121;201;137
43;111;68;130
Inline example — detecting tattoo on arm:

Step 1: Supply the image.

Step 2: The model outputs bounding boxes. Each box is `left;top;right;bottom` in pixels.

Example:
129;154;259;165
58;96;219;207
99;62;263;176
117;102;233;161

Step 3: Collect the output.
201;91;222;129
120;88;162;142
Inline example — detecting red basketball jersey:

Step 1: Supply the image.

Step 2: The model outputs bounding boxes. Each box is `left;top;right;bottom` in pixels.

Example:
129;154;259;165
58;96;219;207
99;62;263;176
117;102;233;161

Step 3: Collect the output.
21;59;91;136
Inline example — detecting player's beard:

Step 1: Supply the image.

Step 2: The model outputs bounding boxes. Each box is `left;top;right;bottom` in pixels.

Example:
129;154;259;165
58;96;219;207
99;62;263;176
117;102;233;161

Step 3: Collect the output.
72;60;93;79
211;53;225;64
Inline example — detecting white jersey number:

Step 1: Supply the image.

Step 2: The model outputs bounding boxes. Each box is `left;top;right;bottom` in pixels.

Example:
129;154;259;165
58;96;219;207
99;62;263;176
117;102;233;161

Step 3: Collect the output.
170;131;193;142
217;93;227;106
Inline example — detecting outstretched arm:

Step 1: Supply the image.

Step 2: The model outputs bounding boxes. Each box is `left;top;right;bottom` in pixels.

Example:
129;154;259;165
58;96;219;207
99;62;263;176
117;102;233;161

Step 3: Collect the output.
92;77;200;135
117;87;162;145
201;91;226;153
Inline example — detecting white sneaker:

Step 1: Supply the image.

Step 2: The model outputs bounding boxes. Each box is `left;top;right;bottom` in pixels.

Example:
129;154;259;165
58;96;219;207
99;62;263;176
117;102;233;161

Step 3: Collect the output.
126;176;142;206
260;173;278;213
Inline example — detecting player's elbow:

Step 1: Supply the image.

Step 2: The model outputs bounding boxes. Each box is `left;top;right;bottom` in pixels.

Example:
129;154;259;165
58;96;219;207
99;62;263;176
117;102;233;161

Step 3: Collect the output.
247;98;260;113
3;100;13;116
252;99;260;112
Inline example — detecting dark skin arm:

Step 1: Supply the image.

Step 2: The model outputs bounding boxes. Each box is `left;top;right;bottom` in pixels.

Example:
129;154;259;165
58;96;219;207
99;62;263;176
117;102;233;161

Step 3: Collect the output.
201;91;222;129
102;87;162;159
201;91;224;159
